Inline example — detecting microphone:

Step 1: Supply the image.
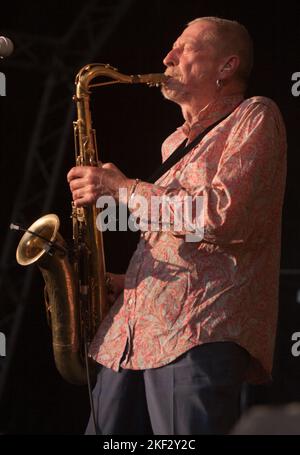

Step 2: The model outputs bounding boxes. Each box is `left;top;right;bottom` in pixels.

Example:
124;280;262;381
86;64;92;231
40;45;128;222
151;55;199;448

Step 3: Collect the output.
10;222;67;255
0;36;14;58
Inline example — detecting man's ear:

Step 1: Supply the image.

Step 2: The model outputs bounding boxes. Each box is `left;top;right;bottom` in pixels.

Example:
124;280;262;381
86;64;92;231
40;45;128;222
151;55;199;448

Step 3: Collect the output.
219;55;240;80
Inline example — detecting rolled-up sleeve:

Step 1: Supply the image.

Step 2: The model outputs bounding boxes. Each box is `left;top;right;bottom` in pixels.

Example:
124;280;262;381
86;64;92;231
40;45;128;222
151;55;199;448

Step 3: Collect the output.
203;101;286;244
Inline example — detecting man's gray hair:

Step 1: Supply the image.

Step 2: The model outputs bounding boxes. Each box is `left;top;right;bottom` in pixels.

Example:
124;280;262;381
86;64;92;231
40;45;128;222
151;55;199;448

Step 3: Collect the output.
188;17;253;85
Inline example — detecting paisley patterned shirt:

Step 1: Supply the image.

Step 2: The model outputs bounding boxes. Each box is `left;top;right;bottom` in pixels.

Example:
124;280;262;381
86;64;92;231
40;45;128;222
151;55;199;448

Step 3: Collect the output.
89;95;287;384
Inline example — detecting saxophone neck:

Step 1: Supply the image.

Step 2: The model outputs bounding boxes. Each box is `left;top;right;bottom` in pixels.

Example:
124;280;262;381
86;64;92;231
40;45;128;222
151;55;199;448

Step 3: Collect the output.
74;63;168;98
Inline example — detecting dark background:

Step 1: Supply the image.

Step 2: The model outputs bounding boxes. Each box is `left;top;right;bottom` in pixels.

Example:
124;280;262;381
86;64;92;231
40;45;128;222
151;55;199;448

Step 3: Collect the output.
0;0;300;434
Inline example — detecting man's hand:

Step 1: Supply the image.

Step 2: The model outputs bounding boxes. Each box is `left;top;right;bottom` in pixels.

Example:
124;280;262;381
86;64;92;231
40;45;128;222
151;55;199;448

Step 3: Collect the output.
67;163;135;207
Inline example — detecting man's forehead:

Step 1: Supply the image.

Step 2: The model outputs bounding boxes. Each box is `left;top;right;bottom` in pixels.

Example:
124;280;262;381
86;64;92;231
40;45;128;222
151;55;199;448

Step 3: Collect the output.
181;20;214;40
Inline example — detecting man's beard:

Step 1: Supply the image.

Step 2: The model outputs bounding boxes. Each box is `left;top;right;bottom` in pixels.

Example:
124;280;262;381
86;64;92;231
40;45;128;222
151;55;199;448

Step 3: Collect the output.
161;77;188;104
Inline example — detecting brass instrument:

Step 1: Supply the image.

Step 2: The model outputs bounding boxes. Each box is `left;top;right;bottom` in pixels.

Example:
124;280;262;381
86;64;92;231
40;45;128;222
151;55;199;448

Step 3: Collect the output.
14;64;167;385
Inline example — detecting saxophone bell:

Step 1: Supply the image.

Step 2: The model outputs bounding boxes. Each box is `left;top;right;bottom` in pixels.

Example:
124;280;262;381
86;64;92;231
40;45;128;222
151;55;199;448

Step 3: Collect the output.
14;214;88;385
11;215;66;264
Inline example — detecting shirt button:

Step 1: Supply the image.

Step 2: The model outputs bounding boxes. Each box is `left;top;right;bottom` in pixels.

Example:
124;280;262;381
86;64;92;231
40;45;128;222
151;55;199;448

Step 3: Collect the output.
128;298;133;306
175;170;181;179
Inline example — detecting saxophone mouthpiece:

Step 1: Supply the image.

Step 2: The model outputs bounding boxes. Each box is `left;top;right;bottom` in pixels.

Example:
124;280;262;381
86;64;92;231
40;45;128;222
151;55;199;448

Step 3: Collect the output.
145;73;170;87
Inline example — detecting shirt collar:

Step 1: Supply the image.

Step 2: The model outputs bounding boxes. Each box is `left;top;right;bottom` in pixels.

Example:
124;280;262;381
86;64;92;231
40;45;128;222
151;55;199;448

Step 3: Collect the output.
181;94;244;139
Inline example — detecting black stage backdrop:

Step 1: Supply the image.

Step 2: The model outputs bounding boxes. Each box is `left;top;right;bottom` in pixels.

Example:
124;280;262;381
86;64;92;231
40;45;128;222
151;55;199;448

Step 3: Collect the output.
0;0;300;435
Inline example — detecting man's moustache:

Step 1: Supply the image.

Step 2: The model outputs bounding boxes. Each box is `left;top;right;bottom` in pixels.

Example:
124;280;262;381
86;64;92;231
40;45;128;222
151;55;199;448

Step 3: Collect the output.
164;72;182;82
165;70;180;77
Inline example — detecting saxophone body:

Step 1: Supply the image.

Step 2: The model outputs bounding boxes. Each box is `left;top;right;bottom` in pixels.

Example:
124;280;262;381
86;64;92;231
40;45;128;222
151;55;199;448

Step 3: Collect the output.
15;64;167;385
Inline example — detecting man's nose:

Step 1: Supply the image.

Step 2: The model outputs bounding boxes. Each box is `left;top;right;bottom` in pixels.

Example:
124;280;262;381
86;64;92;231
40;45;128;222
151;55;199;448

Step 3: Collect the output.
163;48;179;67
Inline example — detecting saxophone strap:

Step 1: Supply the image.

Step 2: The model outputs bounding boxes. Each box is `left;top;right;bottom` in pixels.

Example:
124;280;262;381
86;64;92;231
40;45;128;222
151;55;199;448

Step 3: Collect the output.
147;109;236;184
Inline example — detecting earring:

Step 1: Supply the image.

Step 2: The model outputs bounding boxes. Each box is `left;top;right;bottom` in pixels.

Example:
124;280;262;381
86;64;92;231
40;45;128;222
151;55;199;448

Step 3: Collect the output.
216;79;222;89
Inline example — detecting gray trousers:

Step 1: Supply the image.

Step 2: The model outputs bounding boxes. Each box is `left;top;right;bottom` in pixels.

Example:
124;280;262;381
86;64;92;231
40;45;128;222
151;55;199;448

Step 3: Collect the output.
85;342;250;435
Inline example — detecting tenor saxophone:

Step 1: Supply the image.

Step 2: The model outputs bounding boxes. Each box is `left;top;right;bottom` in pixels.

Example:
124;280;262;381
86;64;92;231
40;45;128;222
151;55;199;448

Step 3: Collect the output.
14;64;167;385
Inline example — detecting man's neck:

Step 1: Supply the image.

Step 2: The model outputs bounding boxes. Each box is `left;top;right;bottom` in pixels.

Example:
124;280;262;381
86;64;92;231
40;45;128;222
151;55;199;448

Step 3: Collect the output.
181;99;214;126
180;87;244;127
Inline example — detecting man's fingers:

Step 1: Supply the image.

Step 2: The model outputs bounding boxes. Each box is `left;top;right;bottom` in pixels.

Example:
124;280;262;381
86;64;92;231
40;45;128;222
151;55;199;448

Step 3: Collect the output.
102;162;116;170
69;179;83;191
72;189;85;207
73;194;94;207
67;166;85;182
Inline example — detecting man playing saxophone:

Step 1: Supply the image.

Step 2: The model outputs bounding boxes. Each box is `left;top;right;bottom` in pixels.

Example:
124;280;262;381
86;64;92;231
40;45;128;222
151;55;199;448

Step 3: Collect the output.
67;17;287;434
